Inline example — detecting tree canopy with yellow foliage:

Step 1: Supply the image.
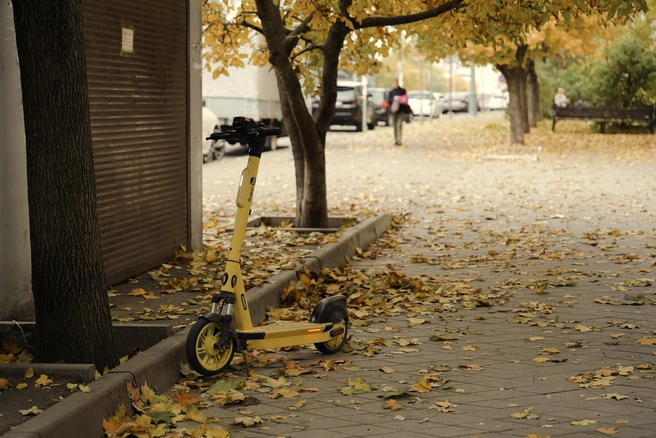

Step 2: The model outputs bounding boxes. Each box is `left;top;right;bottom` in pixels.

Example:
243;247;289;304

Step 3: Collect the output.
203;0;647;225
412;6;644;143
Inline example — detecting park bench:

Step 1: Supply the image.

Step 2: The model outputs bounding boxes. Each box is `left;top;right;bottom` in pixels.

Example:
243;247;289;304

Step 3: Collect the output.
552;105;655;134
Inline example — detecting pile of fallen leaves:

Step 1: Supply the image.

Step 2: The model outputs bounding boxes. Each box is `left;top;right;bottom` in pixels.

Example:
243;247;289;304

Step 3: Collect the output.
276;264;512;325
0;340;33;363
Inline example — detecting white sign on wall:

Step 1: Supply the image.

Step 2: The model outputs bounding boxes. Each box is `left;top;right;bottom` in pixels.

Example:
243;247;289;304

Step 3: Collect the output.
121;25;134;55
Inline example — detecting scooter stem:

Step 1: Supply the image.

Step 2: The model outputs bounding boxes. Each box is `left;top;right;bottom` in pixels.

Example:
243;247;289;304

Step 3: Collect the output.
221;136;266;331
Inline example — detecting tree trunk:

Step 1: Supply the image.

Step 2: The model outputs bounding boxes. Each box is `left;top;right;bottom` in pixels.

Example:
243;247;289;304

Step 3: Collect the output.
498;66;526;145
519;70;529;134
497;45;529;145
276;73;305;218
256;0;350;228
12;0;118;370
526;60;542;127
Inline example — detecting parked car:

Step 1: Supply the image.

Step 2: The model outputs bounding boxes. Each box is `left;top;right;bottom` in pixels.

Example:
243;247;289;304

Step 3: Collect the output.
407;90;441;118
433;93;445;113
202;106;225;163
313;82;376;131
487;94;509;110
369;87;391;125
442;92;477;113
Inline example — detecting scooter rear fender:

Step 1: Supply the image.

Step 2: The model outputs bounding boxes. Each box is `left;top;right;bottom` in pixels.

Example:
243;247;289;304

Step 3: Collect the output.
310;295;347;323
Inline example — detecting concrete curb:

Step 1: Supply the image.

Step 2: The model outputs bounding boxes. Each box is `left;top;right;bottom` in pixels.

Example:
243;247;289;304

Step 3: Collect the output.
4;213;391;438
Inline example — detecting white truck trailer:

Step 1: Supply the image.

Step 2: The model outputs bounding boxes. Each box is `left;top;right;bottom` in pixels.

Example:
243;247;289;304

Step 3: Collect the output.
202;61;285;150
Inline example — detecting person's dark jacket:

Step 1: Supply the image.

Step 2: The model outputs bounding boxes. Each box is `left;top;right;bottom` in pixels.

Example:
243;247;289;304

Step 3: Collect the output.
387;87;412;114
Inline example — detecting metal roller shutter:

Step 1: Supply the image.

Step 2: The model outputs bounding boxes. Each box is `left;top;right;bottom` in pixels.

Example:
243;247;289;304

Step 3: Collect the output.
82;0;189;284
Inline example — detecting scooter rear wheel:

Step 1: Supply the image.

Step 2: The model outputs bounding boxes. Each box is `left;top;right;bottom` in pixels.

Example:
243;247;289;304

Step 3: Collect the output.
186;319;235;376
314;307;348;354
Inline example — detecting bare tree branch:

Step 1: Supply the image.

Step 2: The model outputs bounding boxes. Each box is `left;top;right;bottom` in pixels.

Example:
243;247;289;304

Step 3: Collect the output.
355;0;465;29
291;43;323;60
240;20;264;34
288;12;315;38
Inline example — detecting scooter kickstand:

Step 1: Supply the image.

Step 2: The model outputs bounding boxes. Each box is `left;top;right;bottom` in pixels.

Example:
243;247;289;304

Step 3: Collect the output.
241;350;251;375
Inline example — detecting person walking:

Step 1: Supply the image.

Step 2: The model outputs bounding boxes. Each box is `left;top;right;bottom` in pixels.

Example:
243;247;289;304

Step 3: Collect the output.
387;79;412;146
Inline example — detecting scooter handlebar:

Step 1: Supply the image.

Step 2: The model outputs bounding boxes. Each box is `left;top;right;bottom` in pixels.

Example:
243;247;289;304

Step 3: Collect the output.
206;118;280;142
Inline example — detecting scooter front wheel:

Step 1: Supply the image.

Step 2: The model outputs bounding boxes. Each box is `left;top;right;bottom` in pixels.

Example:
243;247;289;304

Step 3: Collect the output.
314;307;349;354
186;319;235;376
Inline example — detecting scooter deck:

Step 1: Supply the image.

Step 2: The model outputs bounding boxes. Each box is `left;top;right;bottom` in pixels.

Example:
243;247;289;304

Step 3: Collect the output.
238;320;343;350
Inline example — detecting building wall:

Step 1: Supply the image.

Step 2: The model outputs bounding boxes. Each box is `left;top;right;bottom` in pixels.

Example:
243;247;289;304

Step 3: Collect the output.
1;0;202;318
0;1;34;320
81;0;192;284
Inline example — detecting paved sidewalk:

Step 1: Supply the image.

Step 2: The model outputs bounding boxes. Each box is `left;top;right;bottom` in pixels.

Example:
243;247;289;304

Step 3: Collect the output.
165;116;656;437
5;114;656;437
167;228;656;438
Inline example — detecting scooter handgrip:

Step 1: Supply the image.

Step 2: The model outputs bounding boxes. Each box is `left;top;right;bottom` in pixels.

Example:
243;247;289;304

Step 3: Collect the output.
257;127;280;137
206;132;230;140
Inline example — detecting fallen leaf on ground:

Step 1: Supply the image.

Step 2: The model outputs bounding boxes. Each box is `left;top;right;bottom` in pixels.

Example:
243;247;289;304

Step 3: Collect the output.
571;419;597;426
597;427;620;435
635;336;656;345
233;416;263;427
383;399;403;411
340;377;372;395
19;406;43;416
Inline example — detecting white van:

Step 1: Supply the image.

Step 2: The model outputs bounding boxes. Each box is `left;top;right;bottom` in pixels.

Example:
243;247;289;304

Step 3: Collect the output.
202;106;225;162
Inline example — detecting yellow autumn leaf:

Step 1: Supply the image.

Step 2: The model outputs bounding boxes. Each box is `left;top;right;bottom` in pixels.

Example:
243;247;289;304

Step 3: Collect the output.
35;374;52;387
16;383;28;390
596;427;620;435
289;399;306;410
462;345;477;351
233;415;263;427
407;318;428;327
269;389;300;399
635;336;656;345
602;393;628;400
571;419;597;426
533;357;549;363
103;403;127;435
340;377;372;396
379;366;396;374
185;406;207;423
205;427;231;438
128;288;147;296
24;367;34;378
410;378;432;393
383;399;403;411
141;382;167;404
19;406;43;416
0;378;9;390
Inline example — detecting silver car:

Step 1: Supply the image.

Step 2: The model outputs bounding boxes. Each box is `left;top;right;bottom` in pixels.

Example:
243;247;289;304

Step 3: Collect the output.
442;92;472;113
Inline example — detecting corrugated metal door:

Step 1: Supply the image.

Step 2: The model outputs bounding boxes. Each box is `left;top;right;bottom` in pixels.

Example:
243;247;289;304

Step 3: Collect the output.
82;1;189;284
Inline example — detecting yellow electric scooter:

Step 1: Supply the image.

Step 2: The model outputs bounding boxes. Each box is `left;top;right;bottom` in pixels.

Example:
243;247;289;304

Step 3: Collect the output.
186;117;349;376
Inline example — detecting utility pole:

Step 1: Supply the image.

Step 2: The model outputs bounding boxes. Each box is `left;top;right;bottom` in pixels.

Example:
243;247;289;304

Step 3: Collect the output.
429;64;434;118
469;63;477;117
448;56;454;119
419;59;423;122
362;75;368;133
